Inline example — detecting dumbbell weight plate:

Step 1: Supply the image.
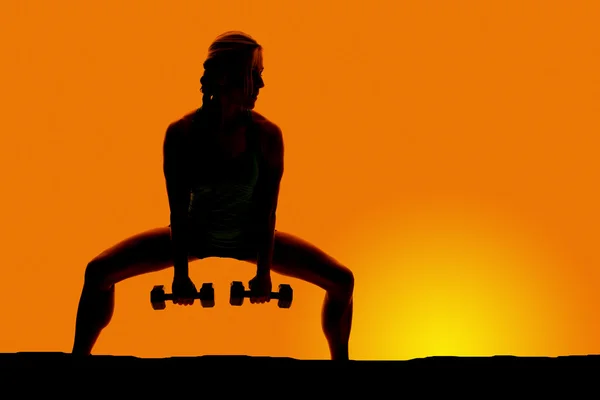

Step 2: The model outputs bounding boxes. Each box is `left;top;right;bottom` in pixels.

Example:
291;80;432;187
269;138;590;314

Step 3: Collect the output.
199;283;215;308
277;284;293;309
151;285;167;310
230;281;245;306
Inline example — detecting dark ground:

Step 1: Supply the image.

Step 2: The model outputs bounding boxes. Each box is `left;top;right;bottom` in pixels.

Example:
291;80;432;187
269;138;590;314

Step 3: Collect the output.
1;351;305;367
1;352;599;368
1;352;597;394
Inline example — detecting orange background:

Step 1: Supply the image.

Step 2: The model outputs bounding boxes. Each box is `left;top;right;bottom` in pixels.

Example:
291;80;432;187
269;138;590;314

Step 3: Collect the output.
1;1;599;360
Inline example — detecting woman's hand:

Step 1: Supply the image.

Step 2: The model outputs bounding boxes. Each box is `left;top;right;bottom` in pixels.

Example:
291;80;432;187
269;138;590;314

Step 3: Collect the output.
172;275;197;306
248;273;272;304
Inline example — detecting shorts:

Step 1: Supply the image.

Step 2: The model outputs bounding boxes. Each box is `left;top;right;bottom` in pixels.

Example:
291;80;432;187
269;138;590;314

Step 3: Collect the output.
168;223;263;261
189;239;259;261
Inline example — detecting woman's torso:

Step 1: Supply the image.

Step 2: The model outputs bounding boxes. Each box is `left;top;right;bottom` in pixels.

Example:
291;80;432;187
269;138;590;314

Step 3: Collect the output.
182;107;262;255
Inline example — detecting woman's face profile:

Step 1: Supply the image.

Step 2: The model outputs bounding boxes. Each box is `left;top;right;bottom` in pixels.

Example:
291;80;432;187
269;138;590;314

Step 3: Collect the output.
218;53;264;110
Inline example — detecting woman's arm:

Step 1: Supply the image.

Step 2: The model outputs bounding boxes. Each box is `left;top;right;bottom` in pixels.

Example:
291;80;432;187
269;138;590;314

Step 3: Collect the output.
255;123;285;276
163;122;192;278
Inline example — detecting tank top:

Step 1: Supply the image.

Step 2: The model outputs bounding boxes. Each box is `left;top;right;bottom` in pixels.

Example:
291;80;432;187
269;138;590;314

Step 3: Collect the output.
186;107;261;251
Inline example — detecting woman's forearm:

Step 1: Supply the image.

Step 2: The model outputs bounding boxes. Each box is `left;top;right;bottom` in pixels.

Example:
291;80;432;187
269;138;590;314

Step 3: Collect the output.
170;215;190;278
256;213;276;275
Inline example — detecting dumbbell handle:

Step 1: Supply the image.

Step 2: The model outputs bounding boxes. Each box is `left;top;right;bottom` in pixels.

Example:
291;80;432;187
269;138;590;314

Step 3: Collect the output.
239;290;282;299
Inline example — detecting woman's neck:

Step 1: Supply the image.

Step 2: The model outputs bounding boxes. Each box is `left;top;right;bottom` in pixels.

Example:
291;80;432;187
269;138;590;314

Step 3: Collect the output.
202;99;248;135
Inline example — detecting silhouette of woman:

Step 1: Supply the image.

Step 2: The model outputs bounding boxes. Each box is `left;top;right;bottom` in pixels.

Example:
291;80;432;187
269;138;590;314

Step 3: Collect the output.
71;31;354;360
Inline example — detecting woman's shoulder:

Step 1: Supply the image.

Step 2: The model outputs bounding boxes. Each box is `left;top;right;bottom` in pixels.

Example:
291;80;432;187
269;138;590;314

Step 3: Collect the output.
250;110;282;140
250;111;284;164
172;108;200;130
165;108;202;143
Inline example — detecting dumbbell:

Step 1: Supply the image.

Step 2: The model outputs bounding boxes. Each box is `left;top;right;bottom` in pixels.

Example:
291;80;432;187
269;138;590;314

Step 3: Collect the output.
229;281;293;308
150;283;215;310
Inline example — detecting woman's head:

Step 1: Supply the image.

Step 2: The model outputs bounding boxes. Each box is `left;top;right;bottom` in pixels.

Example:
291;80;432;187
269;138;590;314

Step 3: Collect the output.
200;31;265;111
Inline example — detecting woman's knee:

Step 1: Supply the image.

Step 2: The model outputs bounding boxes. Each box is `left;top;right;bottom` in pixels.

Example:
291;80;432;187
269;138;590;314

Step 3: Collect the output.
84;258;116;291
328;264;354;300
340;267;355;297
